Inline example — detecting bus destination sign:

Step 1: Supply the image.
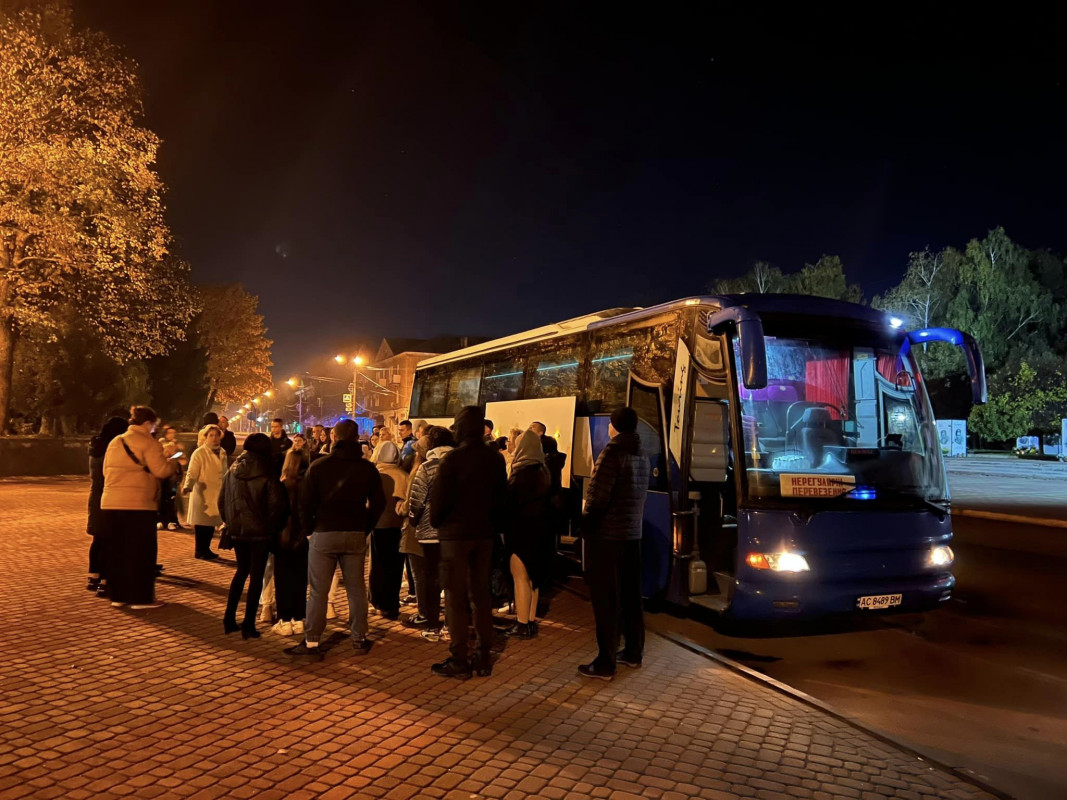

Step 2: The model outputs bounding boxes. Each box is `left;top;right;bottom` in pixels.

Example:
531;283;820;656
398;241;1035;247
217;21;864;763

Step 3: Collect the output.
779;474;856;498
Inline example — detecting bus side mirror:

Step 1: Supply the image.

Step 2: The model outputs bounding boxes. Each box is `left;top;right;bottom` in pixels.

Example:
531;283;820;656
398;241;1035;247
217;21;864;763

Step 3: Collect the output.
905;328;987;405
707;307;767;390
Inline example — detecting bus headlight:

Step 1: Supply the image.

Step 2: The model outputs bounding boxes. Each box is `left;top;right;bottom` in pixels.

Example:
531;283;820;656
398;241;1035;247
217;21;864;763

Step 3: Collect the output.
928;545;954;567
746;552;811;572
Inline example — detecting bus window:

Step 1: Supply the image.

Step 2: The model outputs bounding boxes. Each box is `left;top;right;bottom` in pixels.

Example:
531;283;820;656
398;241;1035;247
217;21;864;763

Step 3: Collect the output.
416;368;449;417
446;365;481;415
587;344;634;412
480;357;525;404
530;346;582;399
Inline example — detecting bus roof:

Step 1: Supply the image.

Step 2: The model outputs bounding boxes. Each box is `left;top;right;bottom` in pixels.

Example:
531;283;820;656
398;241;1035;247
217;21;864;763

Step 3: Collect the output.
416;294;894;369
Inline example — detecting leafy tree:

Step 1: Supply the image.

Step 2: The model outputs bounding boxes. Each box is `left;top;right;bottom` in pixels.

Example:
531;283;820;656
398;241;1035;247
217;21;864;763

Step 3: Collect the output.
942;227;1054;372
145;336;210;428
195;284;273;416
968;360;1067;444
0;2;194;431
790;255;864;303
872;247;949;330
712;261;786;294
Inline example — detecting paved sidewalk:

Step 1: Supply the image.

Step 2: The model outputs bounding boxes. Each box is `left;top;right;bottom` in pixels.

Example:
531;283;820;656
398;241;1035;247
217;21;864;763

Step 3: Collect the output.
947;456;1067;521
0;480;999;800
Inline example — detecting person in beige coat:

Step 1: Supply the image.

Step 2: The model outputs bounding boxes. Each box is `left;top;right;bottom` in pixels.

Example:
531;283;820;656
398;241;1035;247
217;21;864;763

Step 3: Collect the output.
101;406;184;609
183;424;228;559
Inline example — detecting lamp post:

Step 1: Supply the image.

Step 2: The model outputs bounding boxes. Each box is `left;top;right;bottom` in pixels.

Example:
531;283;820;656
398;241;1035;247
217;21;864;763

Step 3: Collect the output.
287;377;307;431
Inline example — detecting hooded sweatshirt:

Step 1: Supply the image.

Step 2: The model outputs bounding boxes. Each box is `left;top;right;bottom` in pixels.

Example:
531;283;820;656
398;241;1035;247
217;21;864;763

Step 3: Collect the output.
429;406;509;541
218;450;288;542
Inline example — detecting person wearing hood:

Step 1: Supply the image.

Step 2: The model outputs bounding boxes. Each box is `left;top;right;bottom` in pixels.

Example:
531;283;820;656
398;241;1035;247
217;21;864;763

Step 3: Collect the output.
403;427;454;638
87;416;132;595
286;419;385;659
504;430;553;640
183;424;229;559
100;406;184;609
578;406;650;680
219;433;288;638
398;433;430;608
370;441;410;620
429;406;509;679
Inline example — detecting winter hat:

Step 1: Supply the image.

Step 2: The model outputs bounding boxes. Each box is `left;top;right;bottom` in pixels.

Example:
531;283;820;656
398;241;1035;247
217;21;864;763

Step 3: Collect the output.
242;433;272;457
610;407;638;434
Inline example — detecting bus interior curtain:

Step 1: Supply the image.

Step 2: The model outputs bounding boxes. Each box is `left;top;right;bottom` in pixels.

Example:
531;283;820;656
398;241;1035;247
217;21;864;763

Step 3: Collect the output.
876;354;900;382
805;355;849;419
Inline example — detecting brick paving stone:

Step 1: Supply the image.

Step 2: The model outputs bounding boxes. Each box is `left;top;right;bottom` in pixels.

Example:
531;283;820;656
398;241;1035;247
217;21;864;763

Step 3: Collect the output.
0;479;1003;800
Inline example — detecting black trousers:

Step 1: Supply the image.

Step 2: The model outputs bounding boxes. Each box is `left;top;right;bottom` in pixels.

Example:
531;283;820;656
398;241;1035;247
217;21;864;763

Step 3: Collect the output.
105;510;158;604
88;530;109;578
440;538;494;664
226;541;270;629
274;545;308;622
585;538;644;671
194;525;214;555
158;480;179;527
410;543;442;628
370;528;404;613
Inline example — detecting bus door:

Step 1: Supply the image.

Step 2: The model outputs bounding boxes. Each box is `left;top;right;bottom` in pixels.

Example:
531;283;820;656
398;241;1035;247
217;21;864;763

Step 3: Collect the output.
626;375;672;598
688;373;736;607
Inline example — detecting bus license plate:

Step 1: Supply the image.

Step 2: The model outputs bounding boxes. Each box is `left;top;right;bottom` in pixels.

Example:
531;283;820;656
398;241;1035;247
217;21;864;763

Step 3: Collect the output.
857;593;902;610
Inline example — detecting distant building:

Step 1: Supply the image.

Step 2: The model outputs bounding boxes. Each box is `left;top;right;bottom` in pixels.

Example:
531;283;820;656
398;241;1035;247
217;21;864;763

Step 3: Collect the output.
358;336;484;427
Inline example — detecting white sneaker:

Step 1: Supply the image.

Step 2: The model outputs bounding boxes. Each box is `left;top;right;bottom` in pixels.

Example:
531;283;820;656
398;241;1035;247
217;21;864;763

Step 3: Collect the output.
272;620;293;636
326;605;337;620
292;620;305;635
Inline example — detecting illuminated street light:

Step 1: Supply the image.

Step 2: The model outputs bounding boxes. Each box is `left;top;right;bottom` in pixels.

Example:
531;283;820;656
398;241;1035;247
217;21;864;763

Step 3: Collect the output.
264;390;273;398
353;356;364;366
287;378;296;387
335;355;345;364
252;397;260;404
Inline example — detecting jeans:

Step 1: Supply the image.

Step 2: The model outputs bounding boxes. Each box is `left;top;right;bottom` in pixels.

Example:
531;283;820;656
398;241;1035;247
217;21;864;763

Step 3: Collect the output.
226;540;270;629
104;510;158;605
194;525;214;555
370;528;404;613
306;531;369;643
409;543;442;628
274;545;309;622
440;538;494;664
584;538;644;671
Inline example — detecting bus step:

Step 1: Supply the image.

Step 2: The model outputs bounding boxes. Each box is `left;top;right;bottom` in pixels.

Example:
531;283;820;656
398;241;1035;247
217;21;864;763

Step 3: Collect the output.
690;594;730;614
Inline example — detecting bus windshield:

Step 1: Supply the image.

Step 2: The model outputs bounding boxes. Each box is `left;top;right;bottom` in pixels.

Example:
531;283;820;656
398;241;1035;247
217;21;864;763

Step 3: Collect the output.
733;332;948;507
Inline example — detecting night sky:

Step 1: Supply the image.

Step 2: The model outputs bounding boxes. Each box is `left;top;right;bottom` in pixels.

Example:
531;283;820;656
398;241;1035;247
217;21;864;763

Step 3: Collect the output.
75;2;1067;378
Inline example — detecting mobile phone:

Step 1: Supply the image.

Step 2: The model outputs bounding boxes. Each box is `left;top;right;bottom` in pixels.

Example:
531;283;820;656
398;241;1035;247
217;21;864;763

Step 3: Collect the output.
169;452;183;460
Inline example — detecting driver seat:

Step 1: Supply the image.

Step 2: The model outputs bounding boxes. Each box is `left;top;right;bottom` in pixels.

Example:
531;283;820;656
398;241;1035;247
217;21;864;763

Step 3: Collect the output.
798;407;840;468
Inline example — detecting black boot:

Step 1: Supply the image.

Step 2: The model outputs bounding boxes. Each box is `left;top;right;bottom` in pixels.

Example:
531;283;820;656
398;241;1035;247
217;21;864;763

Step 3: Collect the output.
505;622;533;639
223;618;240;634
431;658;471;679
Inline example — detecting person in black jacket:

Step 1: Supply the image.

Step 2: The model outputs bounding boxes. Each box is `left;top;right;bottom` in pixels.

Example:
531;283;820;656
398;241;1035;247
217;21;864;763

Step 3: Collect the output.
286;419;385;659
218;415;237;458
578;406;650;680
219;433;288;639
268;418;292;477
505;430;553;640
429;406;509;678
87;416;129;595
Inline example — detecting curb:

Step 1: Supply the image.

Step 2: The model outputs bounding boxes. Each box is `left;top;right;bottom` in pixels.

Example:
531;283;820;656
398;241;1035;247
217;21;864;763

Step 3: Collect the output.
954;508;1067;529
654;629;1015;800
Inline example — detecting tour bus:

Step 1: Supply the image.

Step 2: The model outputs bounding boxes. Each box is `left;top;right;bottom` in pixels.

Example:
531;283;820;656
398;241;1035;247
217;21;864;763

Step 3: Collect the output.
408;295;986;623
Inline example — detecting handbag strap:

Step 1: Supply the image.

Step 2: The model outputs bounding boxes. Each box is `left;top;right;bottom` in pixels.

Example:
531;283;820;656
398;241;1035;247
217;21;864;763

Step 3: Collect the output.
121;439;152;475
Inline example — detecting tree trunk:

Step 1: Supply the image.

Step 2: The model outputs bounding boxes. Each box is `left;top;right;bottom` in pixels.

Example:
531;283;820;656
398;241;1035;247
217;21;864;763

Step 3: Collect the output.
40;415;56;437
0;319;18;435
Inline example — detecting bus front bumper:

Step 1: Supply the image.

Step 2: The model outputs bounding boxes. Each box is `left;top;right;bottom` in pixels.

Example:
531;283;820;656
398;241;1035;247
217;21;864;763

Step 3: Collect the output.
726;571;955;621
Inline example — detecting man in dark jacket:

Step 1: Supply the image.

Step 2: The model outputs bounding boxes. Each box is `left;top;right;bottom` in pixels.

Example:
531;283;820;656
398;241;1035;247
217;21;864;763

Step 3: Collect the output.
286;419;385;659
429;406;508;678
268;418;292;477
219;433;289;637
579;406;650;680
218;415;237;458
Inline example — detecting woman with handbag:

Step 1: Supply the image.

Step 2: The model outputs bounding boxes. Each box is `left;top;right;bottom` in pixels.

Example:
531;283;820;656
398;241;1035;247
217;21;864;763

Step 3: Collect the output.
100;407;185;609
183;424;228;559
370;442;410;620
270;447;310;636
218;433;288;638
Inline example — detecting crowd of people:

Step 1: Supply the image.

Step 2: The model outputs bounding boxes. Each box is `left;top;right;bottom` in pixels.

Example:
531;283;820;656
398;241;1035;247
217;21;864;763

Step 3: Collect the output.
86;403;650;680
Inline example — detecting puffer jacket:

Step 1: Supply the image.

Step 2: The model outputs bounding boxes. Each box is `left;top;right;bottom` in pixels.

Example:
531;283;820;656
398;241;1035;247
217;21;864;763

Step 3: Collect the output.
101;426;179;511
582;431;649;541
406;446;452;543
218;451;288;543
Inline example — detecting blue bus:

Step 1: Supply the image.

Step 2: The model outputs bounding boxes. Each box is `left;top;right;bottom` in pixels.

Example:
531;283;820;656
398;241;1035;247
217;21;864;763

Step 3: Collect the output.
409;295;986;623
